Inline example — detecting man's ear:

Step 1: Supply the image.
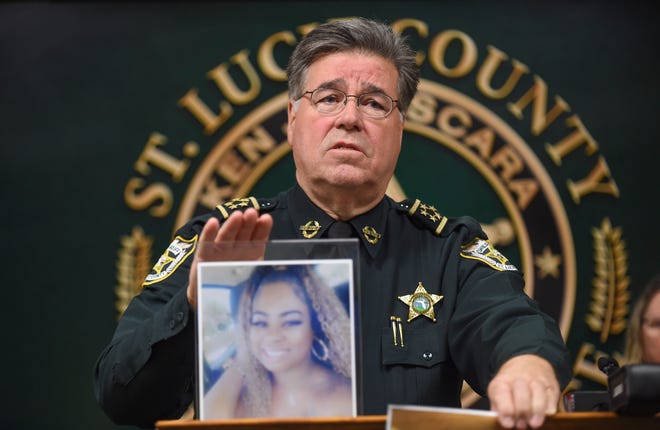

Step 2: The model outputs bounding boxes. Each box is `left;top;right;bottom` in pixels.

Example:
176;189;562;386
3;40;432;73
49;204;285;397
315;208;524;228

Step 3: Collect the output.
287;99;297;144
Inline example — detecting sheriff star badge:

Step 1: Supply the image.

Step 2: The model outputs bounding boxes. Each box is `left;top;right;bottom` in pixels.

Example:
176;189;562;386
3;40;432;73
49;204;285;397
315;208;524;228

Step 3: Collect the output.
398;282;443;322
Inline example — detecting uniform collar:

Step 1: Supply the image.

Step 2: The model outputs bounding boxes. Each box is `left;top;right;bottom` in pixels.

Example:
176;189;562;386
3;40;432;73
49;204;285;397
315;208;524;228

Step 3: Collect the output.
286;184;389;259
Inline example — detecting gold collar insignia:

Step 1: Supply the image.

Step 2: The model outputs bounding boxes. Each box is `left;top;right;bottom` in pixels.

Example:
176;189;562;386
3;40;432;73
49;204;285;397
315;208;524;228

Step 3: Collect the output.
300;220;321;239
362;226;381;244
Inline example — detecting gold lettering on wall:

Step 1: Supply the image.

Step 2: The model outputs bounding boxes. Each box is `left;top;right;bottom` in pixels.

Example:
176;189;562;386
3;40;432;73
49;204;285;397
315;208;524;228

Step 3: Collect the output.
198;178;233;211
257;31;297;82
217;150;251;184
545;115;598;166
477;45;530;100
437;105;472;138
407;91;437;124
428;30;477;78
464;127;494;158
567;156;620;203
508;179;538;210
507;75;571;136
134;132;195;182
490;145;523;182
207;49;261;105
124;178;172;217
392;18;428;65
236;125;277;162
178;89;234;135
124;132;198;217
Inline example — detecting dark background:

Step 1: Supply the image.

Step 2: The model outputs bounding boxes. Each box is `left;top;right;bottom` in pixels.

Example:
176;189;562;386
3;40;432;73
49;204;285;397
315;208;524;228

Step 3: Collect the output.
2;2;658;429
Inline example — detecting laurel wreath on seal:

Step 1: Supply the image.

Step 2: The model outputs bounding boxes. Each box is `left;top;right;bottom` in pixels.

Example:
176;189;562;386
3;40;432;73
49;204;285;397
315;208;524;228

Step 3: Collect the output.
585;217;630;343
115;226;153;319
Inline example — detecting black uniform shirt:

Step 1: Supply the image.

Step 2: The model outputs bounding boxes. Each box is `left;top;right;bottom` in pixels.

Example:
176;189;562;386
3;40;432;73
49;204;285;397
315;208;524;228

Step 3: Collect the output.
94;183;572;427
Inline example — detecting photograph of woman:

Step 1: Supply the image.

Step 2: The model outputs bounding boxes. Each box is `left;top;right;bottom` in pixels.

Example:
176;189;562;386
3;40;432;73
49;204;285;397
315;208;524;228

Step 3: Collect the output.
199;262;355;419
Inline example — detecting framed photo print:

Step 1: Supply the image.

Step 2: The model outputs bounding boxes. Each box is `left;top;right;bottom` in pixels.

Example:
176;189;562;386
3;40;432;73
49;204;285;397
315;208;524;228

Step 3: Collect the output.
197;259;357;419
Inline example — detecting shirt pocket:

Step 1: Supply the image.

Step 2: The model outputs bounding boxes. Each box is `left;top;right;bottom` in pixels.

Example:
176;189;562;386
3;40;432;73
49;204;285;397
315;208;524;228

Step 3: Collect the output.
381;325;447;368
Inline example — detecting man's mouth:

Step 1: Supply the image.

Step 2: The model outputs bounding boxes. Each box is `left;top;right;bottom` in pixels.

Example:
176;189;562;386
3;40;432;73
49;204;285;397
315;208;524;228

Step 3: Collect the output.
331;142;361;151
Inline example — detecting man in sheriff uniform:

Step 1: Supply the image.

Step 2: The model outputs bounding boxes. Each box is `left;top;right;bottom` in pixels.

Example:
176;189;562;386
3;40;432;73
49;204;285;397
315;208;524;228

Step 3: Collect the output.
94;18;571;429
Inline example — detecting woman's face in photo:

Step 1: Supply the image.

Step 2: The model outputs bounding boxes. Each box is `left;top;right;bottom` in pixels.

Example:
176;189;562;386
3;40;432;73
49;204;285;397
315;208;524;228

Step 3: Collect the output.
248;280;314;373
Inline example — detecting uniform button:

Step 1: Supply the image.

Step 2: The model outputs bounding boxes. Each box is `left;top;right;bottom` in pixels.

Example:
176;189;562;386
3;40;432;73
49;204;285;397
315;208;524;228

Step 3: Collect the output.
169;320;176;329
175;311;184;321
422;351;433;361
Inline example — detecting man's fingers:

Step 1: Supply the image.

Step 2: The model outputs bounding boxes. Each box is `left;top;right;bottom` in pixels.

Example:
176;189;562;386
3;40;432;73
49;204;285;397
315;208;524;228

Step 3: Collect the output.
488;381;515;429
253;214;273;241
216;209;268;242
489;380;559;429
232;209;259;242
199;209;274;261
511;379;532;429
216;210;250;242
490;380;541;429
527;380;551;428
545;384;559;414
488;355;561;429
199;216;221;243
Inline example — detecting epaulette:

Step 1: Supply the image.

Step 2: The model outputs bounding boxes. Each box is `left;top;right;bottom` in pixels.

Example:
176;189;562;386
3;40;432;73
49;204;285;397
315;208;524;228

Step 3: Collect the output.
397;198;449;236
397;198;486;242
449;216;488;244
215;196;278;220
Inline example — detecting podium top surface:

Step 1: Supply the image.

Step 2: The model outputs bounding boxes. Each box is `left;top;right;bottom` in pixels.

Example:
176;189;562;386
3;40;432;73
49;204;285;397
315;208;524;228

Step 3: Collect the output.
157;411;659;430
157;416;386;430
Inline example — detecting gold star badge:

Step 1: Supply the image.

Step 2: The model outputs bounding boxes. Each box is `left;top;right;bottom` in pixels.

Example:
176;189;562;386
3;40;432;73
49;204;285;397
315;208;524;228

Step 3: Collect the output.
398;281;443;322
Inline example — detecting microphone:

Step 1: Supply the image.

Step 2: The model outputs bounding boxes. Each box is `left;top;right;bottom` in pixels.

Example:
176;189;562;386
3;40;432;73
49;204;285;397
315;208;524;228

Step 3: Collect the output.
599;357;660;415
597;356;620;376
562;356;619;411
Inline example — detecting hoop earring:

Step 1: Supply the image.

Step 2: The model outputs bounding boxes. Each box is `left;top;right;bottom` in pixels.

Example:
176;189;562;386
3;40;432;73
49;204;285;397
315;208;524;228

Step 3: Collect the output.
312;337;329;362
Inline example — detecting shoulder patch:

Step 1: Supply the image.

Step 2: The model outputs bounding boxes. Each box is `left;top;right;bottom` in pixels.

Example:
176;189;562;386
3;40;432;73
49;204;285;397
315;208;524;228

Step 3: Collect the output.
143;235;198;286
460;238;518;272
403;198;448;236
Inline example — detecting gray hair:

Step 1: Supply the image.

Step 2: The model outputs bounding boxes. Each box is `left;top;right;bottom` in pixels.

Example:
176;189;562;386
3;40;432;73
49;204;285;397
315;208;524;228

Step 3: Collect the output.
286;17;420;112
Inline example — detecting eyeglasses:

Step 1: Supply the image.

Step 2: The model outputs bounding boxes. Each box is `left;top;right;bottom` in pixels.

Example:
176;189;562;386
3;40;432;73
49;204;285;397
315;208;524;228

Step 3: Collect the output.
297;88;399;119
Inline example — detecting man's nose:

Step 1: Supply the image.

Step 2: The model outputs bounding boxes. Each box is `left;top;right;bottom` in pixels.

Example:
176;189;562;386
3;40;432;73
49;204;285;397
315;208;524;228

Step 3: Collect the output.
336;96;362;126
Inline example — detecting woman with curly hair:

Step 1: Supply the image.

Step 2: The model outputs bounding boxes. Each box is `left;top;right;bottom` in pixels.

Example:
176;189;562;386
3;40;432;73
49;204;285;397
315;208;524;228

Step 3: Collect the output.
204;264;353;418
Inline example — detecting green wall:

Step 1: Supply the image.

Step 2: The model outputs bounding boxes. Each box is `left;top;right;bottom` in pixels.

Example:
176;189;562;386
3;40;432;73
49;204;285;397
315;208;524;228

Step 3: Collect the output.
2;2;658;429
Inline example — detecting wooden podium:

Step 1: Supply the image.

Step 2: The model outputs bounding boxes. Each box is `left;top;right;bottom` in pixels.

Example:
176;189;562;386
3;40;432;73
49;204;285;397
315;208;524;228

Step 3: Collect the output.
386;407;659;430
156;416;385;430
156;409;659;430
